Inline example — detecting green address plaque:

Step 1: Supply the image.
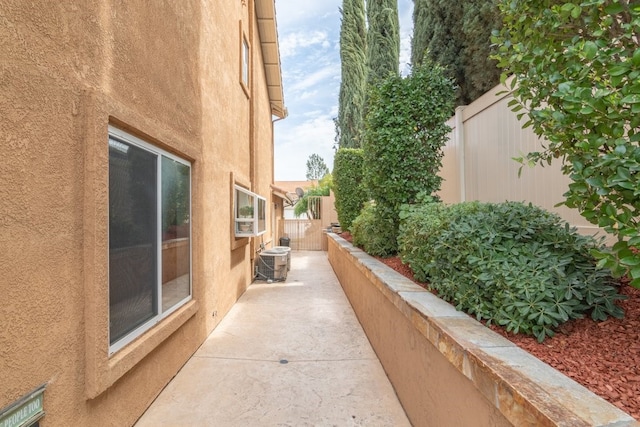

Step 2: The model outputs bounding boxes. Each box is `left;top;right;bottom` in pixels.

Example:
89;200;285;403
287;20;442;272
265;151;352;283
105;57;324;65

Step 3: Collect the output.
0;385;46;427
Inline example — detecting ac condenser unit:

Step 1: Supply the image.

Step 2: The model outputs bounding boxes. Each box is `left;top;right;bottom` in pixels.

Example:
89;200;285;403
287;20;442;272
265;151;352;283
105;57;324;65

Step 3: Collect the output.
257;251;288;281
271;246;291;271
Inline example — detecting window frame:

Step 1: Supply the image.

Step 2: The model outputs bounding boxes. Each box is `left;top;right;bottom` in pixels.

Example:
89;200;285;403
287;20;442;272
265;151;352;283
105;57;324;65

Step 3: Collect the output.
234;185;266;238
108;125;193;355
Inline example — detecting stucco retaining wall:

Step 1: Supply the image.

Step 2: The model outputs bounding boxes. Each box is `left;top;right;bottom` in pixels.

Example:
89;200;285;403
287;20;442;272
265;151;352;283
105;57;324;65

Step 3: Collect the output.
327;233;639;427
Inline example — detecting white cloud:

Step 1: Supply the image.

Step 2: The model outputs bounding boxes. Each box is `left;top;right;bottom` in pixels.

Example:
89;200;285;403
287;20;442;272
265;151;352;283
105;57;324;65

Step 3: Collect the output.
280;31;330;58
275;0;341;30
399;0;414;75
298;90;319;100
289;65;338;93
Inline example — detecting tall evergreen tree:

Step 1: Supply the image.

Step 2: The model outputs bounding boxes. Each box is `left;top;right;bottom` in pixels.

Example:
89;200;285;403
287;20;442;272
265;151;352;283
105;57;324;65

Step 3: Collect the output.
461;0;502;102
425;0;465;104
410;0;500;106
410;0;429;66
366;0;400;86
337;0;367;148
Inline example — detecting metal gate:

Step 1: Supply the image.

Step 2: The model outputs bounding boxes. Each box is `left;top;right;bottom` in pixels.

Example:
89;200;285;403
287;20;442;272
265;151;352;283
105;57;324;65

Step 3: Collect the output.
279;196;331;251
281;219;325;250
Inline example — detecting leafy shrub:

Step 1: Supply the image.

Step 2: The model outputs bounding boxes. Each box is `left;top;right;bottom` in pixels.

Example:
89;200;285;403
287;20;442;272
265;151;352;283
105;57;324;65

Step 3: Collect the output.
491;1;640;287
351;202;397;257
398;196;482;282
363;60;454;210
362;60;455;253
398;200;626;342
333;148;367;230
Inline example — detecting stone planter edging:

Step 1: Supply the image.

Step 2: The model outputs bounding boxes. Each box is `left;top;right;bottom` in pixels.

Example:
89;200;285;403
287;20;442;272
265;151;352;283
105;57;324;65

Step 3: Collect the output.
327;233;638;427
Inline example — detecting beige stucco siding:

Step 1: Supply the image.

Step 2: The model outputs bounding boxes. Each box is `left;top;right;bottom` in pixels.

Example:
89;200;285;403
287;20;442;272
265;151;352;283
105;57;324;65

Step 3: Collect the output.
1;0;281;425
198;1;253;332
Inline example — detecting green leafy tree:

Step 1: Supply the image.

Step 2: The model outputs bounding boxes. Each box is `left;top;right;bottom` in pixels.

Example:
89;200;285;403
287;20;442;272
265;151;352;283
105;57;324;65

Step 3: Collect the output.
366;0;400;86
492;0;640;288
305;153;329;180
337;0;367;148
294;174;332;218
162;158;190;237
359;60;455;254
333;148;367;229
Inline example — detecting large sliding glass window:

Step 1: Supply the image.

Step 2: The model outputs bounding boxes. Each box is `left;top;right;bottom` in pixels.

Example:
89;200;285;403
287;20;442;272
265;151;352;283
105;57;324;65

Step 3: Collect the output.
108;126;191;353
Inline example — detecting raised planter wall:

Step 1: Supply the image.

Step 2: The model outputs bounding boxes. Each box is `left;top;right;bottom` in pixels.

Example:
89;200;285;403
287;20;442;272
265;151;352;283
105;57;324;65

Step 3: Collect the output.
327;233;639;427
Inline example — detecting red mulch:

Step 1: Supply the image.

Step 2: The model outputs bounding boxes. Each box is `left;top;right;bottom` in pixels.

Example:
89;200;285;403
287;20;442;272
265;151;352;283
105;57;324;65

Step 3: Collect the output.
339;231;640;420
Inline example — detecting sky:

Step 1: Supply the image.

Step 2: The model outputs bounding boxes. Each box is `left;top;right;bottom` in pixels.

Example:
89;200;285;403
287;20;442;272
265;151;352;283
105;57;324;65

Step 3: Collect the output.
273;0;414;181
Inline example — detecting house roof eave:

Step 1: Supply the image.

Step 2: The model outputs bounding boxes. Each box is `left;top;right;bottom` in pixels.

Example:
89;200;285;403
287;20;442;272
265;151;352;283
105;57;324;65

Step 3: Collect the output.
255;0;287;119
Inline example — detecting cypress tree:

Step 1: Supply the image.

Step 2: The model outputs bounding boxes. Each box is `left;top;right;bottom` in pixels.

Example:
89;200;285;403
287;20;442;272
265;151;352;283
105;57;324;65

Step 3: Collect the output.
410;0;500;106
461;0;502;102
425;0;465;104
410;0;429;66
366;0;400;86
337;0;367;148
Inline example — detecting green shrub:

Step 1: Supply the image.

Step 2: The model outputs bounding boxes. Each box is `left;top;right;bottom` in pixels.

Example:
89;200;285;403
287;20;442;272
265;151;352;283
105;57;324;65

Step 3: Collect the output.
333;148;367;230
363;61;454;211
351;202;397;257
398;196;482;282
397;198;445;281
362;60;455;253
398;200;626;342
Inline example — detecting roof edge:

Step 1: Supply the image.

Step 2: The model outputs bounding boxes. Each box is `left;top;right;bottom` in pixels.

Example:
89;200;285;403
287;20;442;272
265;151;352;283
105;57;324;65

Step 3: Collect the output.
255;0;287;119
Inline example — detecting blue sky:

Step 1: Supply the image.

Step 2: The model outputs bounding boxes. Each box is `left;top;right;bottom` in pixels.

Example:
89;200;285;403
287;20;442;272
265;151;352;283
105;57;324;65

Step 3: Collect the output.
273;0;414;181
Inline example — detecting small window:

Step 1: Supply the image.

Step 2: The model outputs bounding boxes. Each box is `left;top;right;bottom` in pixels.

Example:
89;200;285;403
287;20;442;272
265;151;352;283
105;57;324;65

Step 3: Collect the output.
108;126;192;353
241;36;250;88
235;185;266;237
257;197;266;234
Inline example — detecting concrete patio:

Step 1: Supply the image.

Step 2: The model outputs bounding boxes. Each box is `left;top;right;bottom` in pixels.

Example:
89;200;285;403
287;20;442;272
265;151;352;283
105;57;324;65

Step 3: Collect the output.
135;251;410;426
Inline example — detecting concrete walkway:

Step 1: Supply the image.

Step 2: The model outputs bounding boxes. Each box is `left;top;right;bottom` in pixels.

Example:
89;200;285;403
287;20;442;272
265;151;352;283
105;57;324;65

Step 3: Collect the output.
136;251;410;427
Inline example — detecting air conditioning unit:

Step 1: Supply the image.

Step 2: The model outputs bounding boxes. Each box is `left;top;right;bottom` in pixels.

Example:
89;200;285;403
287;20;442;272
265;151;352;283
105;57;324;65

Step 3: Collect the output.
257;251;288;281
271;246;291;271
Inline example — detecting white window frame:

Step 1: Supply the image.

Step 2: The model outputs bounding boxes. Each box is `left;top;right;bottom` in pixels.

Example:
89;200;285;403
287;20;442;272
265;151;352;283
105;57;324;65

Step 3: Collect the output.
108;125;193;355
234;185;266;237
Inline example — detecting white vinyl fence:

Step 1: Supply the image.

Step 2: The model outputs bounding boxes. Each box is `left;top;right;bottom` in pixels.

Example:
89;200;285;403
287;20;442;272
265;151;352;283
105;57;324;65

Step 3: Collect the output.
438;82;612;242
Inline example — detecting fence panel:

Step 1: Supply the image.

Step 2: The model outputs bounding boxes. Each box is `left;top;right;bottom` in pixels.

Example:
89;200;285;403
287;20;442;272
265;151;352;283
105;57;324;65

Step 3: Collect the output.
438;82;610;241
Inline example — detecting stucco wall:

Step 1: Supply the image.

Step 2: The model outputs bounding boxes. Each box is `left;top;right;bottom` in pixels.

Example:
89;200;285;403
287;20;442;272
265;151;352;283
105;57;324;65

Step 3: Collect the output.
327;234;638;426
1;0;278;425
